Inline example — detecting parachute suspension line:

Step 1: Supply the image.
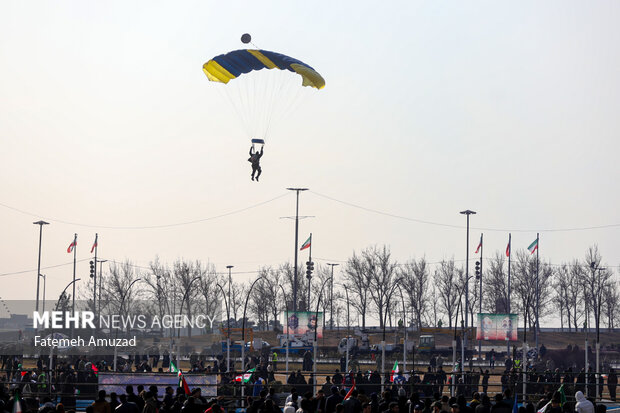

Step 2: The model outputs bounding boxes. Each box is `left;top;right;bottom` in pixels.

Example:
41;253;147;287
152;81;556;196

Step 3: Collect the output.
216;86;251;138
263;70;290;139
262;68;281;139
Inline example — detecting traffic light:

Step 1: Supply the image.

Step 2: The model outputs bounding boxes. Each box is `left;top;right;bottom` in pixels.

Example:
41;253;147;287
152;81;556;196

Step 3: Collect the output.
90;260;95;278
475;261;481;279
306;261;314;278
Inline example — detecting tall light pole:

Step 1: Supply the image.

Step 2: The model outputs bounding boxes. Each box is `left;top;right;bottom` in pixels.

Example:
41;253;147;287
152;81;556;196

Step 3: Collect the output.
33;220;49;312
343;284;350;373
114;278;141;371
39;274;47;313
287;187;308;313
459;210;476;363
590;261;605;400
313;277;332;394
226;265;234;373
278;285;290;375
326;263;339;329
241;277;266;398
216;284;231;373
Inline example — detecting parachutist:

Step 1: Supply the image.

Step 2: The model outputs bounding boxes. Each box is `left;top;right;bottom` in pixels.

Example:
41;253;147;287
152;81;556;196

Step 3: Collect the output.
248;145;263;181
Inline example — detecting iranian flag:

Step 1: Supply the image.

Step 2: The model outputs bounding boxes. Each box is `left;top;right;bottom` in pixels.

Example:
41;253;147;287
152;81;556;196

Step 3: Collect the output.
169;361;179;373
344;378;356;400
90;234;98;254
235;367;256;383
91;364;99;376
169;361;190;394
67;235;77;253
475;236;482;254
527;238;538;255
390;361;399;382
300;235;311;251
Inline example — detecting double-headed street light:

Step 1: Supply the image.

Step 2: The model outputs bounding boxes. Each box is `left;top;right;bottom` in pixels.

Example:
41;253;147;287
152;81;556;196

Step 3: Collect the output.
286;187;308;312
459;210;476;362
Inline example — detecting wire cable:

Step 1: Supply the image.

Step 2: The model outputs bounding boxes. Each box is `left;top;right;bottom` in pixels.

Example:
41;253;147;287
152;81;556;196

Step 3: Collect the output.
309;191;620;233
0;192;289;230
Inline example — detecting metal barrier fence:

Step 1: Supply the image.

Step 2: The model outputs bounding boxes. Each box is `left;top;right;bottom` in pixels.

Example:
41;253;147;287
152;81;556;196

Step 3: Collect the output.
1;368;618;411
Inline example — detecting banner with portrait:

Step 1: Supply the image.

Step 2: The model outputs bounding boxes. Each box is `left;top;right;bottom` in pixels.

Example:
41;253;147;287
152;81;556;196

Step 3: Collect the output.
283;311;323;338
476;313;518;341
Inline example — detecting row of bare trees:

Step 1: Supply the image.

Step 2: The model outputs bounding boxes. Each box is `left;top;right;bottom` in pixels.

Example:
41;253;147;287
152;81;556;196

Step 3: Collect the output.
75;244;618;334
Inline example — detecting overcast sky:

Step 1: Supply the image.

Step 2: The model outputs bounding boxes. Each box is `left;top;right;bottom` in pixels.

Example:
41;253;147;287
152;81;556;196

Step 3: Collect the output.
1;1;618;326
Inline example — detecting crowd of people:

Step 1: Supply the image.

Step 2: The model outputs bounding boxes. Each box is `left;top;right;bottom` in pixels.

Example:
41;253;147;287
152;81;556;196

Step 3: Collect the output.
0;350;618;413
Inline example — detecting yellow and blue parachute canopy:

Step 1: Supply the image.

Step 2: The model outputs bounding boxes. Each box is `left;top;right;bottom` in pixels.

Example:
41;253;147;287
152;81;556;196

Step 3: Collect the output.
203;49;325;90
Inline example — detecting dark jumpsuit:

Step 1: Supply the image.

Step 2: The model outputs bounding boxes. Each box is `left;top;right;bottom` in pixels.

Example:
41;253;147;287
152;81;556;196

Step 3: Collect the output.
248;146;263;180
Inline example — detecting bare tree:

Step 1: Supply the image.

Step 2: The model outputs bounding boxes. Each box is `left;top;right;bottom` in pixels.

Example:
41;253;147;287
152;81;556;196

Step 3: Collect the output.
512;250;553;332
364;245;398;329
100;260;143;333
553;264;570;331
482;253;509;313
343;251;371;329
252;266;283;331
602;280;619;330
435;259;463;328
400;258;430;330
279;262;309;312
143;257;175;336
171;260;202;337
582;245;613;338
197;262;221;333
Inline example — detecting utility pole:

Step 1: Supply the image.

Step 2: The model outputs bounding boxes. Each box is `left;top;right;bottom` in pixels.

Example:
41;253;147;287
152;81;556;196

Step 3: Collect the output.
507;233;512;355
460;210;476;363
286;188;308;313
535;233;540;351
33;220;49;312
326;263;339;329
226;265;233;373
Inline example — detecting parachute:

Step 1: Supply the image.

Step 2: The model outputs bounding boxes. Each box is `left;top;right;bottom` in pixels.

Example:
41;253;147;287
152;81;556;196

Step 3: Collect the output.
202;47;325;144
203;49;325;90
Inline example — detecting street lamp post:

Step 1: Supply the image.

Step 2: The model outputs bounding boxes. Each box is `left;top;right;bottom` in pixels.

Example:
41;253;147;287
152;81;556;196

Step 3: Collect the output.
343;284;350;373
278;285;290;375
459;210;476;365
286;187;308;312
55;279;81;311
241;277;266;398
590;262;606;400
452;276;473;396
326;264;339;329
381;283;399;393
114;278;141;371
216;284;231;373
33;220;49;312
396;286;407;373
39;274;47;313
313;277;332;394
226;265;234;372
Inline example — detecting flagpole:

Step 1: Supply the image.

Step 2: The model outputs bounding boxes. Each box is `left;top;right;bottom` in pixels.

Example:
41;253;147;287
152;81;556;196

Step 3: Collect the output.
535;233;540;351
93;234;98;321
478;233;483;357
72;233;77;339
307;233;312;309
507;233;511;356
